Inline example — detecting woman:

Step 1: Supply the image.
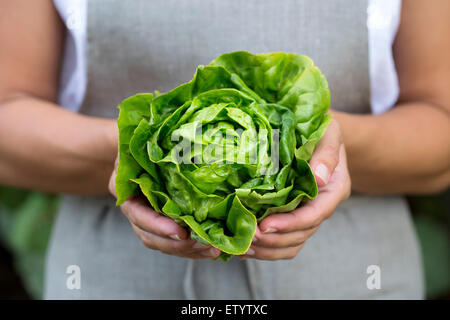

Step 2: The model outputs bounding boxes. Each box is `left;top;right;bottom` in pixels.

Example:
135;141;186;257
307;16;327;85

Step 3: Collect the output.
0;0;448;299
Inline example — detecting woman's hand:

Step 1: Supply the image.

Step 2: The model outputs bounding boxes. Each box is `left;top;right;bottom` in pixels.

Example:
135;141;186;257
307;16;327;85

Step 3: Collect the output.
240;118;351;260
108;158;221;259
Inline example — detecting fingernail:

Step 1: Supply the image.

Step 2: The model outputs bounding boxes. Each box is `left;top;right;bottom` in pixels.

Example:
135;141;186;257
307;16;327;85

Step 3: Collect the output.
193;242;210;249
246;248;255;255
202;247;220;257
252;237;258;243
169;234;181;241
262;227;277;234
315;163;329;184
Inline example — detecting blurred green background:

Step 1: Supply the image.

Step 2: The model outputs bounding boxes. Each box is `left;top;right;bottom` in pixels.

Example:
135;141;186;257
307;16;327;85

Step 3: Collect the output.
0;185;448;299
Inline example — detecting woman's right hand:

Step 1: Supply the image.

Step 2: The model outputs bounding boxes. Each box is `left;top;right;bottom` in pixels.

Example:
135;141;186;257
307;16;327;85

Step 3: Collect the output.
108;157;221;259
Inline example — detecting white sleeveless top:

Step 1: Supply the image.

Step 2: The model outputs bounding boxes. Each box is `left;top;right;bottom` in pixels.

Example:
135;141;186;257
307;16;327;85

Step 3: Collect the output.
54;0;402;115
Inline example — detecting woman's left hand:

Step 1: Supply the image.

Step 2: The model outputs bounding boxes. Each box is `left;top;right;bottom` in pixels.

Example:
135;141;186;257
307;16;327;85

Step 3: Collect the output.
240;117;351;260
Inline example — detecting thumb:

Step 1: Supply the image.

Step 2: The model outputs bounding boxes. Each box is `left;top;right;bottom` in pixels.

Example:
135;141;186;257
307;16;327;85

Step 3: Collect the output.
108;152;119;197
309;119;342;187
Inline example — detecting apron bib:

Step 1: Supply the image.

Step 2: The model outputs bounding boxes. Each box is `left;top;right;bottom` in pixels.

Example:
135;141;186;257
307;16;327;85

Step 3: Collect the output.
44;0;423;299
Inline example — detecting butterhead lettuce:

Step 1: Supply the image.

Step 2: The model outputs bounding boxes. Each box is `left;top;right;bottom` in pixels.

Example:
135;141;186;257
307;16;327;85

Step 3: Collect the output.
115;51;331;260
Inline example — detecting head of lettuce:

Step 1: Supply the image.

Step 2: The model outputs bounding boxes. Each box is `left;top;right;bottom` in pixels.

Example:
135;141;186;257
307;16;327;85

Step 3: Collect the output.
115;51;331;261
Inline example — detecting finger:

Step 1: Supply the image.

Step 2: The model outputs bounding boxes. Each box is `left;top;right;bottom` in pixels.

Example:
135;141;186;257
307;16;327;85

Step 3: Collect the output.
131;224;221;259
328;144;351;201
239;243;305;261
258;187;341;233
252;226;318;248
121;196;189;240
133;223;222;258
108;157;118;197
309;118;342;186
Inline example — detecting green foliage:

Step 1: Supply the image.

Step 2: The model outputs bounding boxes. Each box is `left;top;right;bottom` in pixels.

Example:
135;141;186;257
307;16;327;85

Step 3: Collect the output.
0;186;59;298
116;51;331;259
409;193;450;299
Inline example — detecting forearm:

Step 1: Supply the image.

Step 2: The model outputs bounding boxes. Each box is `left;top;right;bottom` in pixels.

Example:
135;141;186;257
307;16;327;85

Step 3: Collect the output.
334;102;450;195
0;96;118;194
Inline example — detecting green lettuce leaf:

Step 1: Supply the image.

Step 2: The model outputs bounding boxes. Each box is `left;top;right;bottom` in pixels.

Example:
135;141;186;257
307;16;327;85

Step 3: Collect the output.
115;51;330;258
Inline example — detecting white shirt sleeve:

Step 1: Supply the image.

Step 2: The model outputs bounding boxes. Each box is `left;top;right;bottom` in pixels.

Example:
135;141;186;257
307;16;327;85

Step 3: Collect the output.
368;0;402;114
53;0;87;112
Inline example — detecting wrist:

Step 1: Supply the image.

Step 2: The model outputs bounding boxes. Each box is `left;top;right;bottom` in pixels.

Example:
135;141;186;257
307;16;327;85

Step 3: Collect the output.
330;110;376;157
104;119;118;162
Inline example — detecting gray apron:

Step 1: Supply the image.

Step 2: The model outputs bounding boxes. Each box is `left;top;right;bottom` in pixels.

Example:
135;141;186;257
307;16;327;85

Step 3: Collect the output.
44;0;424;299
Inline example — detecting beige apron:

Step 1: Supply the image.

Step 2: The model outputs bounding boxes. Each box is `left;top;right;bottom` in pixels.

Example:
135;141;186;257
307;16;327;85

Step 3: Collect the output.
44;0;424;299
